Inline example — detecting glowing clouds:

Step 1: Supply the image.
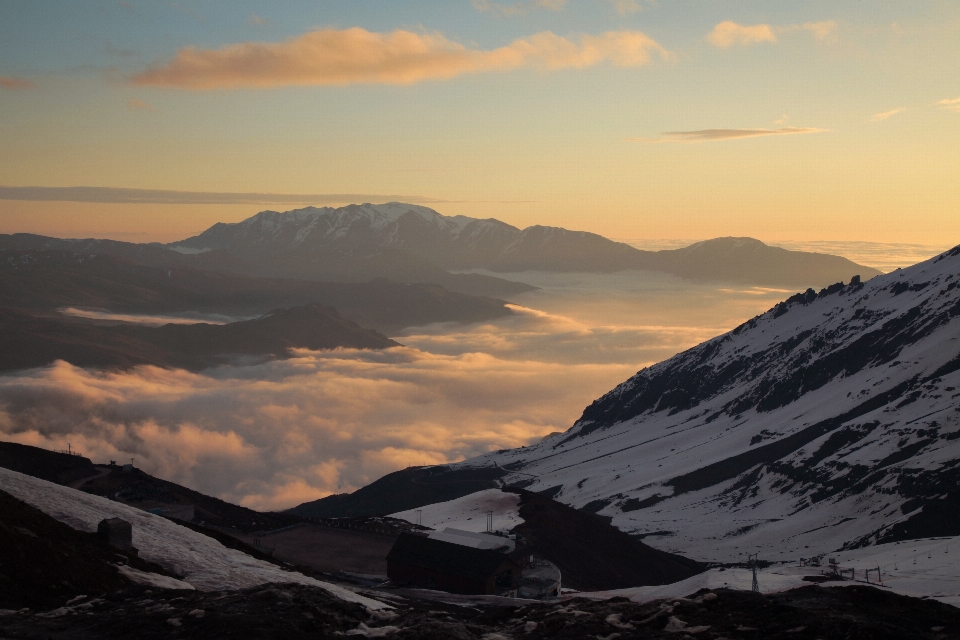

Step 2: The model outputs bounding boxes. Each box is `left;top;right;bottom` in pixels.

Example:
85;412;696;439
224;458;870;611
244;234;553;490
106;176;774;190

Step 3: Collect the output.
707;20;838;48
0;349;632;511
128;27;672;89
707;21;777;49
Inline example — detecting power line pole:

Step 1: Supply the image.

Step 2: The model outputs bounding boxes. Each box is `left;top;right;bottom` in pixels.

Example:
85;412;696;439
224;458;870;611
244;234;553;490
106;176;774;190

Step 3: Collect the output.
748;553;760;593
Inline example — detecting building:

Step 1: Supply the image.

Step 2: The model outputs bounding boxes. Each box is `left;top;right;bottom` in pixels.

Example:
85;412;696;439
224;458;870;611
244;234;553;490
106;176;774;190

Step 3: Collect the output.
386;531;523;595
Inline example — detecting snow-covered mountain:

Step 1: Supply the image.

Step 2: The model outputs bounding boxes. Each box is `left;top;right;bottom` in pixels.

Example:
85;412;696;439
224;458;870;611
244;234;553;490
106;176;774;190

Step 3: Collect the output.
462;245;960;563
170;203;882;288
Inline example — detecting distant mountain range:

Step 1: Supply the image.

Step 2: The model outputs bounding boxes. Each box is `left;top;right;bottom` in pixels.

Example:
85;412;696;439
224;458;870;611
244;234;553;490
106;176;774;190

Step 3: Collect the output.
0;303;396;372
296;244;960;564
172;202;883;288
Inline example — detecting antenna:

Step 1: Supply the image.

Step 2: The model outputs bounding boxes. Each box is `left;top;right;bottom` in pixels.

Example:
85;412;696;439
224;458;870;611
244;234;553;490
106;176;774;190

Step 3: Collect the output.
748;553;760;593
486;510;493;532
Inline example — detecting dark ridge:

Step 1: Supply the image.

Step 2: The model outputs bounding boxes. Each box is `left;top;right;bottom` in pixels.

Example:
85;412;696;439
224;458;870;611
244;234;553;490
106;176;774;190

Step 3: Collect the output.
0;304;396;373
77;465;302;533
665;379;916;495
0;441;97;485
507;487;705;590
0;249;517;333
286;465;507;518
0;488;173;610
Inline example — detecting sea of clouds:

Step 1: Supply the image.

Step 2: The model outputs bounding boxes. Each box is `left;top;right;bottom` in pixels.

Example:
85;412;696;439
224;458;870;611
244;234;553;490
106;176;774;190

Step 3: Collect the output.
0;271;796;511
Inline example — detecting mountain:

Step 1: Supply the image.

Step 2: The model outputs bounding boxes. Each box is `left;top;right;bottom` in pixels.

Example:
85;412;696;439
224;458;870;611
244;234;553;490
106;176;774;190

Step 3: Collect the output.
171;203;883;288
0;232;536;299
0;304;396;372
451;245;960;563
0;250;514;333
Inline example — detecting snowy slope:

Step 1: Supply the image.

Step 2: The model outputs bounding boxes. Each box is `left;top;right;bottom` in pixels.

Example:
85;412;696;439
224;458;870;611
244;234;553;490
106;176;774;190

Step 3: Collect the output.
576;535;960;608
459;245;960;565
0;467;386;609
390;488;522;533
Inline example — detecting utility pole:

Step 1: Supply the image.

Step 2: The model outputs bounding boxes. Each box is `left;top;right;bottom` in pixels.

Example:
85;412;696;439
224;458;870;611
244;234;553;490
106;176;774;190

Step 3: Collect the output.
416;509;422;526
748;553;760;593
487;510;493;532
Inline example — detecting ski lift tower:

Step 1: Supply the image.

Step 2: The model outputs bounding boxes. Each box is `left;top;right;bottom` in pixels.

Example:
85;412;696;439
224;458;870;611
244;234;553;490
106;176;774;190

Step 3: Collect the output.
748;553;760;593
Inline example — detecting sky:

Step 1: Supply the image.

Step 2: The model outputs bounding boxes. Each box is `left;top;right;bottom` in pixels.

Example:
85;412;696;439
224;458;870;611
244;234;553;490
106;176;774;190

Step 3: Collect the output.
1;0;959;244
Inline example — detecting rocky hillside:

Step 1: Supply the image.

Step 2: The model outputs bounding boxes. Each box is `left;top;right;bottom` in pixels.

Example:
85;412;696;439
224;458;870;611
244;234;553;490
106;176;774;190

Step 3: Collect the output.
467;245;960;562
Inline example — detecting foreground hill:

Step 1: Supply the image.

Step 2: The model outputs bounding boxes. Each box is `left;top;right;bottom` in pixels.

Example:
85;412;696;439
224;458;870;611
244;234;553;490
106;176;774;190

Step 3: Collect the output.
462;245;960;562
0;250;515;333
0;304;396;372
171;203;882;288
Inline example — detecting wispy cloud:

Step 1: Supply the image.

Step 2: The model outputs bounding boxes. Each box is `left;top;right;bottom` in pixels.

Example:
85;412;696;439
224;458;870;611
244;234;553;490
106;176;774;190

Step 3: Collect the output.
0;185;447;206
0;76;35;90
247;13;269;26
126;98;154;111
938;96;960;113
472;0;566;16
708;20;837;49
870;108;905;122
630;127;829;143
129;27;672;89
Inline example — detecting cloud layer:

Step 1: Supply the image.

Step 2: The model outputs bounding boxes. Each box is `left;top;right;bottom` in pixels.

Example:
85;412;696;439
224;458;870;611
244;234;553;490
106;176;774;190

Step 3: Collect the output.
630;127;828;143
129;27;671;89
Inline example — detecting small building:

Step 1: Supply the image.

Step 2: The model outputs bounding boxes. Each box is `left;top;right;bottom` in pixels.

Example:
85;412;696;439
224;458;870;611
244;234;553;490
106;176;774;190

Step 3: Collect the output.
97;518;133;550
386;532;522;595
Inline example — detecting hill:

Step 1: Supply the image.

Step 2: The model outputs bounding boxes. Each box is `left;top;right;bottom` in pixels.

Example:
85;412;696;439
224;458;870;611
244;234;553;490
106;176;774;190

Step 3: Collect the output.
0;249;515;333
0;304;396;372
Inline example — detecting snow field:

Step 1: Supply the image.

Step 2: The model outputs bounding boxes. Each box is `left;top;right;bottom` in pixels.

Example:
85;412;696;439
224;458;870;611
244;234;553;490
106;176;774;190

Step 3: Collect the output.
0;467;387;609
390;488;522;533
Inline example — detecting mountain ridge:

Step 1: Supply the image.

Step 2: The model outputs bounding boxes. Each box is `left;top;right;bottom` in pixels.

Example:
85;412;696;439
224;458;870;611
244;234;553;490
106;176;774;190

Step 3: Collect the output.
171;202;883;288
459;244;960;561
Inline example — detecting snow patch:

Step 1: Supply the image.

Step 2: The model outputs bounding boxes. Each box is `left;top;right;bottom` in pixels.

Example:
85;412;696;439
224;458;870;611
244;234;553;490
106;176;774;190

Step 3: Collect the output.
0;467;387;609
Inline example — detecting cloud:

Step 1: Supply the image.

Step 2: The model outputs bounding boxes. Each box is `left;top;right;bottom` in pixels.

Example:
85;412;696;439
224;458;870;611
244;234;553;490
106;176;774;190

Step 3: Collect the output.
0;76;35;90
629;127;829;143
472;0;566;16
129;27;672;89
708;20;838;48
126;98;154;111
0;185;446;206
707;21;777;48
248;13;268;26
938;96;960;113
870;108;905;122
